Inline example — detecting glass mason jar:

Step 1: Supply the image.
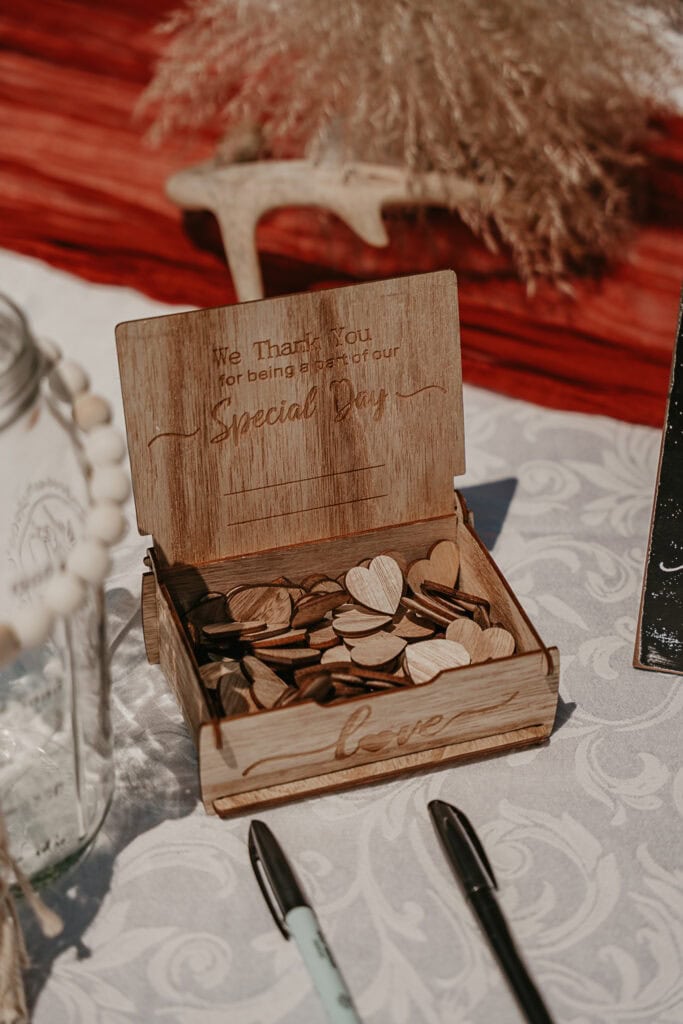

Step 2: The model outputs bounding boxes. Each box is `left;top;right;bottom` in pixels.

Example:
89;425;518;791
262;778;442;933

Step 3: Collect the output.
0;295;113;884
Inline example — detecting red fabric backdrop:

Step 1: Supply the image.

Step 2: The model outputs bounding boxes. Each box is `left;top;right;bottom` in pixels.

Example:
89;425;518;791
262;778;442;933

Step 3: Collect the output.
1;0;682;426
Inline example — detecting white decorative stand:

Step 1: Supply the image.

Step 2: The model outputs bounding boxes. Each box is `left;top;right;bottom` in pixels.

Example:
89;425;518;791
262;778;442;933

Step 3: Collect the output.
166;160;476;302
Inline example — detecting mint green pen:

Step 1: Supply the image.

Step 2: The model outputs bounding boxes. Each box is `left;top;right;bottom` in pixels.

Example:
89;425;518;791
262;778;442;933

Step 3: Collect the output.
248;820;362;1024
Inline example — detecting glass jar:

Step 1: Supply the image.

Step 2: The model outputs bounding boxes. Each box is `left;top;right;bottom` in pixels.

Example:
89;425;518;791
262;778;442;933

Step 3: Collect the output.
0;295;113;884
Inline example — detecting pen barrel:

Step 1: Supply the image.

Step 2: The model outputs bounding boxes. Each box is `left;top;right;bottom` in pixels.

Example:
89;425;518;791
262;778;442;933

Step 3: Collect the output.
470;890;555;1024
286;905;362;1024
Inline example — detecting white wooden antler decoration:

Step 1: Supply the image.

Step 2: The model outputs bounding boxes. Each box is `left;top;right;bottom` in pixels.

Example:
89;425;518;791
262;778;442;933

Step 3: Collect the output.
166;160;476;302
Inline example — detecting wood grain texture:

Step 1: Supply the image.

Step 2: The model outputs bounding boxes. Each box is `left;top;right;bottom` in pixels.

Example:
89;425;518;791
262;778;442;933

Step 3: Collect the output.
388;611;436;640
333;610;393;637
219;669;259;717
321;645;353;664
350;634;406;668
403;638;470;683
116;273;464;565
242;656;289;708
407;539;460;594
199;647;560;811
446;619;515;661
211;722;554;816
156;515;459;613
155;578;214;742
226;586;291;624
445;617;483;649
291;591;348;627
345;555;404;614
141;490;559;814
248;626;308;648
141;570;160;664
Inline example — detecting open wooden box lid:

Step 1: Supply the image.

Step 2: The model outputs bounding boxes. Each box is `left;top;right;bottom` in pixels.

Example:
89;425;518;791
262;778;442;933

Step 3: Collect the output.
116;271;464;566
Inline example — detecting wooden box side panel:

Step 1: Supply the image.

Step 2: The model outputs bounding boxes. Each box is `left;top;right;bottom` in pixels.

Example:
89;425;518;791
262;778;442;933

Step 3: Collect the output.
212;723;552;816
155;577;214;742
141;571;160;664
159;514;459;614
458;520;544;655
199;648;559;810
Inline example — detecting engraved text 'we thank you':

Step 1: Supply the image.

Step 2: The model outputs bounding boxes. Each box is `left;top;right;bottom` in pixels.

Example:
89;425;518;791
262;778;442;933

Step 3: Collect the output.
147;321;445;451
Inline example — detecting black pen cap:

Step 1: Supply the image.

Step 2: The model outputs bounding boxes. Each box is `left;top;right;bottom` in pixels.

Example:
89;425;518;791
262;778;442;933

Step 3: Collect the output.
248;820;309;937
428;799;498;896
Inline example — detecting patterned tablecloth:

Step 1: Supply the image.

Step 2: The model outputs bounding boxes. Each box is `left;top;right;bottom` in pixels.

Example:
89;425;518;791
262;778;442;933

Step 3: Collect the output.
5;250;682;1024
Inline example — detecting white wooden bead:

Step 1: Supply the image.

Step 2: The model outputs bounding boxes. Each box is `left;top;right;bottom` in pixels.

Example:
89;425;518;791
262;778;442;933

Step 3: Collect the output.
0;624;20;668
86;503;127;545
0;349;133;653
73;393;112;431
90;465;131;504
83;425;126;466
49;360;90;402
10;602;55;650
36;336;62;368
67;540;111;585
44;571;85;616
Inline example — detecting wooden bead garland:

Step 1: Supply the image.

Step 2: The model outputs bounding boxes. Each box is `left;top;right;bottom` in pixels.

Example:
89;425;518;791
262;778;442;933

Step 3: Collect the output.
0;340;129;668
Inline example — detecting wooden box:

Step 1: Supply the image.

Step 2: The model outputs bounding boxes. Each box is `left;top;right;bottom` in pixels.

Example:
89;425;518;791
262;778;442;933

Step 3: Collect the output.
116;272;559;816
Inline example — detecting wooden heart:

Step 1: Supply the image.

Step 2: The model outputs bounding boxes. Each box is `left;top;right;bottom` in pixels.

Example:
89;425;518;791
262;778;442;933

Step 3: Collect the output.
184;593;228;642
248;626;309;648
446;619;515;662
241;655;290;709
204;658;258;716
403;638;470;684
202;620;266;641
388;611;435;640
445;617;483;650
291;590;348;628
332;610;392;637
345;555;403;614
473;626;515;662
227;585;292;624
278;669;335;706
320;645;353;664
219;678;259;716
307;621;340;650
256;647;322;667
406;539;460;595
309;578;345;595
399;596;451;628
350;634;407;669
378;549;409;574
199;658;243;691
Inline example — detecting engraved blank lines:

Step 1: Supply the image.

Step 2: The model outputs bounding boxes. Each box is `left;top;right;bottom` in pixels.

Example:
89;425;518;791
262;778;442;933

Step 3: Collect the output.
225;462;385;496
226;493;389;528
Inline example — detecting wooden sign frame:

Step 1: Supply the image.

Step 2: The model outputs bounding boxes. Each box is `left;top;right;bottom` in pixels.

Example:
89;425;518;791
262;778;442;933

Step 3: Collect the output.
635;296;683;674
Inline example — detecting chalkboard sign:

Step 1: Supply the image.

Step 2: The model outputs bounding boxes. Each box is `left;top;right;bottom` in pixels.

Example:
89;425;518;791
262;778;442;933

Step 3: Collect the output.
635;297;683;674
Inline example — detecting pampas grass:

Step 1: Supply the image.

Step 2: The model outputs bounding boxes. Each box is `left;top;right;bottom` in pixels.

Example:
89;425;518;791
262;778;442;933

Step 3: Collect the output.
142;0;681;283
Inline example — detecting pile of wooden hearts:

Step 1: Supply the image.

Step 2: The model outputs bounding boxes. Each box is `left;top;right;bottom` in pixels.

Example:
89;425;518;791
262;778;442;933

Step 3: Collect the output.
184;539;515;718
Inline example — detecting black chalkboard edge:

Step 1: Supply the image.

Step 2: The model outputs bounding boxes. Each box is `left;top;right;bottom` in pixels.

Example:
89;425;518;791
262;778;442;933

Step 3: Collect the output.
634;291;683;674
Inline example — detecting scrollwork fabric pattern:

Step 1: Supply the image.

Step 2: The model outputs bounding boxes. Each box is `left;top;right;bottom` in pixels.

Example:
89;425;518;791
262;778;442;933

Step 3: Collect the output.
3;251;680;1024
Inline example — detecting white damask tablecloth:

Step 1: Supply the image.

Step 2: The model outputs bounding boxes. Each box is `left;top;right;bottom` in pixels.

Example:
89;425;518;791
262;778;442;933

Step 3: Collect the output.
3;249;682;1024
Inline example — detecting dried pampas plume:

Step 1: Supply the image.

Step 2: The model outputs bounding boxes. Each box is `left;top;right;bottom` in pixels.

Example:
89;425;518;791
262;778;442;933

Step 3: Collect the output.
142;0;682;283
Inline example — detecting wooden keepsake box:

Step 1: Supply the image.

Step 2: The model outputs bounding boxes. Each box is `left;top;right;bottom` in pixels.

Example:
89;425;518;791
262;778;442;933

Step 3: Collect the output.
116;271;559;816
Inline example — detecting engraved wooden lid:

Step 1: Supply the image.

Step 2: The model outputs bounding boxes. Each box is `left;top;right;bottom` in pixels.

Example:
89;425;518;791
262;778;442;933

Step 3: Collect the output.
116;271;464;565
